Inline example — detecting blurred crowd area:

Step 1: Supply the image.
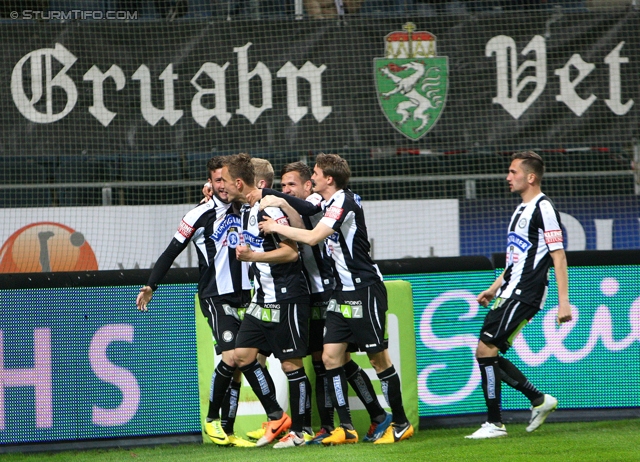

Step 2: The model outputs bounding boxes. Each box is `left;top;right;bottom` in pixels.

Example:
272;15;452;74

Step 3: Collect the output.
0;0;634;20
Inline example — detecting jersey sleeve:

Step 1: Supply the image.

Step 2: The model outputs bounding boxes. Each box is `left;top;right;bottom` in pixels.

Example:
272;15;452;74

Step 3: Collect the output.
263;206;292;241
173;204;207;243
539;199;564;251
319;203;347;231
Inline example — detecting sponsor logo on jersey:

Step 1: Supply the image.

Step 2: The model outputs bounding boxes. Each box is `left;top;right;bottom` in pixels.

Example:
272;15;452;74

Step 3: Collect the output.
275;216;289;226
211;214;242;241
178;220;195;239
507;232;531;253
544;229;563;244
242;230;264;247
324;206;343;221
375;23;448;140
354;193;362;207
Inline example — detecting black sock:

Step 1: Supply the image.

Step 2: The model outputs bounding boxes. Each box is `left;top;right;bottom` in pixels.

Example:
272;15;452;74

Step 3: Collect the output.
326;367;353;427
344;359;386;422
478;357;502;424
240;360;282;418
221;380;241;434
285;367;308;433
304;374;313;431
207;361;235;420
377;365;408;425
313;360;334;429
498;356;544;406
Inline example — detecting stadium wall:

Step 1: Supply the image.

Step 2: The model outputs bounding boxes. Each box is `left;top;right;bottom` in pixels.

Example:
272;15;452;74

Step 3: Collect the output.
2;253;639;451
2;12;640;152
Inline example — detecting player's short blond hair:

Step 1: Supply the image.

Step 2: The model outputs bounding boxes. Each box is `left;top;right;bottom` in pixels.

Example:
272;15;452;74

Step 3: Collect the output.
251;158;274;188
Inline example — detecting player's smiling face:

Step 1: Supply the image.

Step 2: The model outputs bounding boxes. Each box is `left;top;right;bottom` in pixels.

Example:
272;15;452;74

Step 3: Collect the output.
210;168;228;202
281;171;312;199
507;159;530;195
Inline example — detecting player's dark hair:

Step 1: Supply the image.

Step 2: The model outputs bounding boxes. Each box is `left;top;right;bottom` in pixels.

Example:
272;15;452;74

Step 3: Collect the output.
224;153;255;186
281;161;312;183
315;153;350;189
207;156;224;173
512;151;545;180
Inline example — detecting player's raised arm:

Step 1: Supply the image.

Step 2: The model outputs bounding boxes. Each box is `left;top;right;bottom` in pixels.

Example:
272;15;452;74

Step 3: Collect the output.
259;215;334;246
261;187;321;216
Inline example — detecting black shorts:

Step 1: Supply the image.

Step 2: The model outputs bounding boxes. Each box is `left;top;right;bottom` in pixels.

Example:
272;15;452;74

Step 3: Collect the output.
308;291;332;354
199;296;245;355
323;281;388;354
235;302;310;361
479;298;540;354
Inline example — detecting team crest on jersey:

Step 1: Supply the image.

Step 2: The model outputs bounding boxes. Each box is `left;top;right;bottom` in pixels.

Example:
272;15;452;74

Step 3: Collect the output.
227;230;240;248
518;218;528;229
375;23;448;140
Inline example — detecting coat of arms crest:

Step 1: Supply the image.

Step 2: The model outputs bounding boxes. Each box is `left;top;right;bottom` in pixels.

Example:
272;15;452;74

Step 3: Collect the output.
375;23;448;140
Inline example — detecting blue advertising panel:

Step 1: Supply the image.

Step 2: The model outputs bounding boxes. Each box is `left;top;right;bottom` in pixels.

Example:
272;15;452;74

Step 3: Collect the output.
460;197;640;258
0;285;201;444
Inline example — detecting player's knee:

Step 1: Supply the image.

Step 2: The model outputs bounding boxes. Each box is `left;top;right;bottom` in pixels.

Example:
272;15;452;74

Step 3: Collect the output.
368;351;391;372
476;340;498;358
322;351;341;369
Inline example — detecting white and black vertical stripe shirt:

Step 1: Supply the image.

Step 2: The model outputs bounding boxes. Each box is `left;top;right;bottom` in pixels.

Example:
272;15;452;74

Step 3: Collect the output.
172;196;251;303
319;189;383;291
300;193;336;295
498;192;564;308
241;202;308;304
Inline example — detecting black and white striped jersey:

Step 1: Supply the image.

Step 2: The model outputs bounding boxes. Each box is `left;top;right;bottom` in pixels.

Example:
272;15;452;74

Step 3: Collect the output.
300;193;336;294
147;196;250;305
498;193;564;308
319;189;383;291
240;202;308;304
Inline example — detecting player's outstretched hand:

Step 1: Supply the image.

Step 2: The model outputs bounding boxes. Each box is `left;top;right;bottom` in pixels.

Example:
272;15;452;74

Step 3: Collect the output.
476;290;494;308
258;216;277;234
259;195;286;210
245;188;263;207
136;286;153;312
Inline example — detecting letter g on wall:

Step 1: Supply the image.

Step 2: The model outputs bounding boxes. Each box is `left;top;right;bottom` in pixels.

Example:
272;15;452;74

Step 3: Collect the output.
11;43;78;123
